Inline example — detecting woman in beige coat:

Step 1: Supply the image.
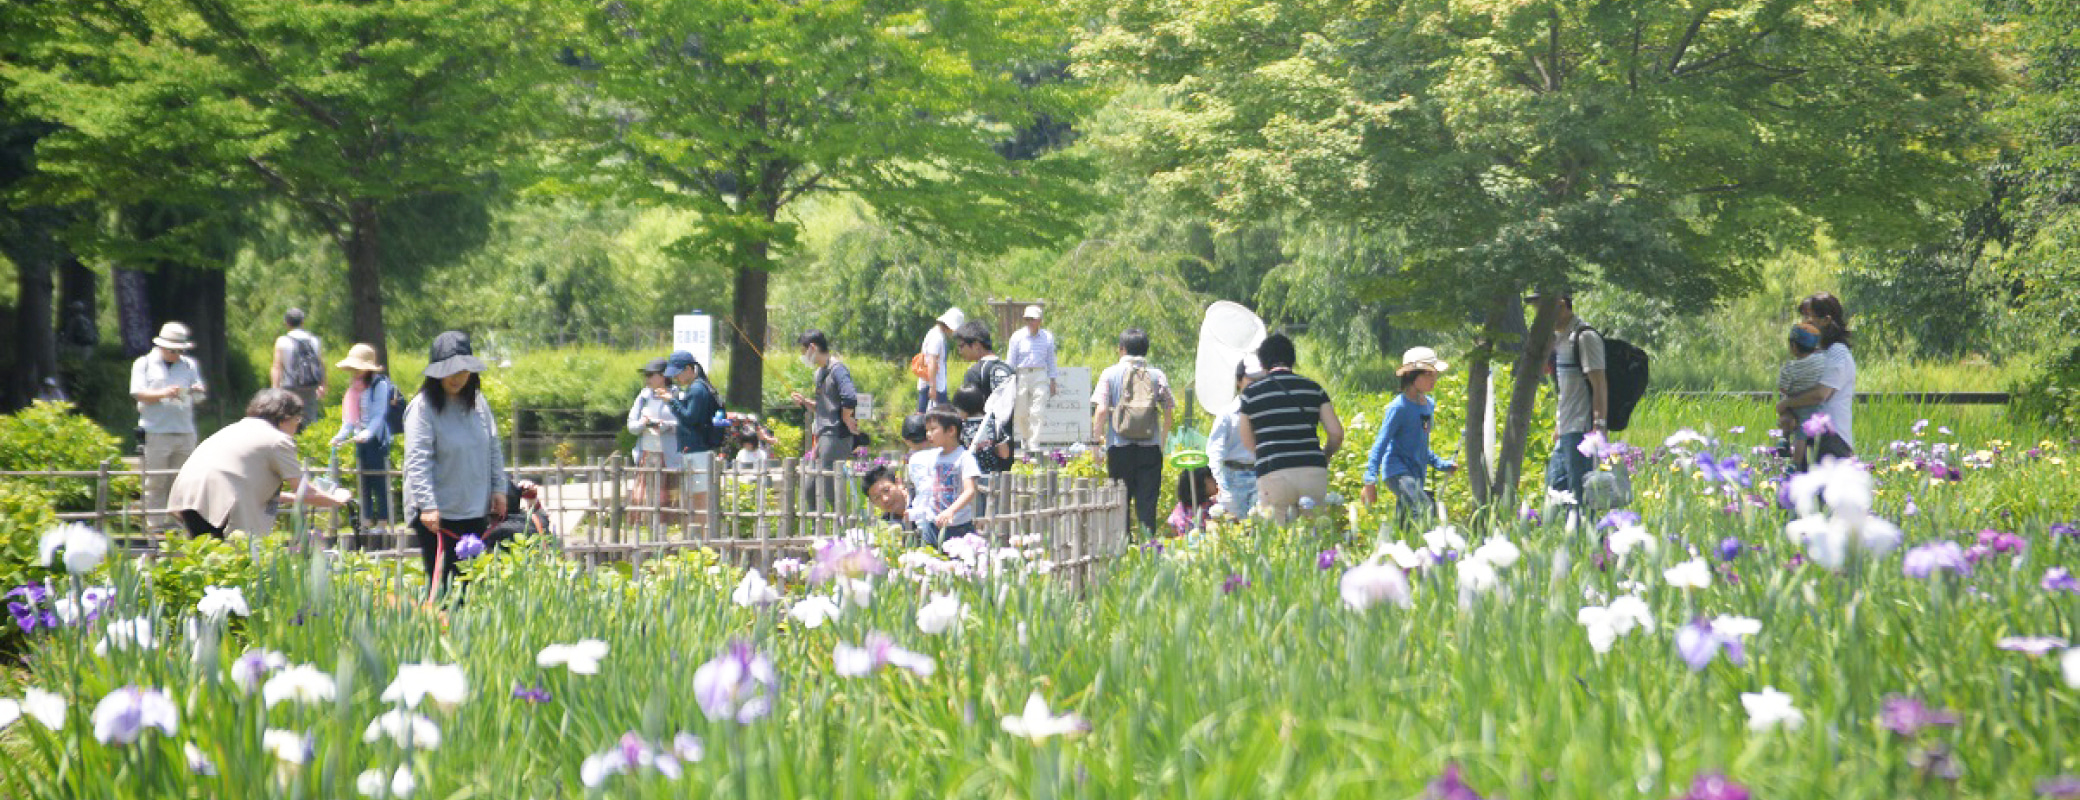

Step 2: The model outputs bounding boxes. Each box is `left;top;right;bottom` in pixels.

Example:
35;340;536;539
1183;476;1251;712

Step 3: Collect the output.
168;389;350;538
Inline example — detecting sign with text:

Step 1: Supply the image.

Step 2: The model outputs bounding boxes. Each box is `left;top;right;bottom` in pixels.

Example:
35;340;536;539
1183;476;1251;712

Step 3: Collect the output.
671;314;713;371
1033;367;1093;446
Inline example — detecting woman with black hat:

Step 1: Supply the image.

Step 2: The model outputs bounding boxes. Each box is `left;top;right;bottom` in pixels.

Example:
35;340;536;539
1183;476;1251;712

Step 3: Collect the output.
626;357;680;524
402;331;507;595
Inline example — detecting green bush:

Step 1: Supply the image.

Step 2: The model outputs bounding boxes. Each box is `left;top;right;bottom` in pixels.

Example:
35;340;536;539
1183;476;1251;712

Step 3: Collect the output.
0;484;60;597
146;531;280;620
2012;340;2080;432
0;401;130;511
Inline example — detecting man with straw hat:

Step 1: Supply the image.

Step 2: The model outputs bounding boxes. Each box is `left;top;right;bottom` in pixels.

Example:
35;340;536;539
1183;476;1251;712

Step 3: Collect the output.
131;322;207;532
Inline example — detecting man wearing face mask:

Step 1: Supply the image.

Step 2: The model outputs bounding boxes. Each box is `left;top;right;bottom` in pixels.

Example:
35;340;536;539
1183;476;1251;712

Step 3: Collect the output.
788;329;859;510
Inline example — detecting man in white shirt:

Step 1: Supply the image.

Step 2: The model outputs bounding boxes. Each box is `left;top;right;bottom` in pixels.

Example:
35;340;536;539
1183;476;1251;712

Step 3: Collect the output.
915;307;964;412
270;308;327;432
1005;304;1060;450
131;322;207;533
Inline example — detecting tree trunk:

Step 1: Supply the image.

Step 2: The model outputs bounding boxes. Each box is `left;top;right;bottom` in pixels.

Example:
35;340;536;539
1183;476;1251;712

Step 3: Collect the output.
344;200;389;368
4;242;60;411
114;267;155;357
1492;294;1563;511
726;238;771;410
1461;339;1495;509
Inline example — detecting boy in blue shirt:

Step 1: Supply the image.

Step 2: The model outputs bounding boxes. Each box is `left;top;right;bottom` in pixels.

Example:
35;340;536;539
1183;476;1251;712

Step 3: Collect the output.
1362;347;1456;528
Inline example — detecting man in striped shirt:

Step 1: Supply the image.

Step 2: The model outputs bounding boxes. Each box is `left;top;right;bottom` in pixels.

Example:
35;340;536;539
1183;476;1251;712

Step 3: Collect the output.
1005;305;1059;450
1238;333;1344;521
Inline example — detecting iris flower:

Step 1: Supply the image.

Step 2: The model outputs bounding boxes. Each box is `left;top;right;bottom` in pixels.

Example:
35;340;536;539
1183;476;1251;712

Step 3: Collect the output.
2043;568;2080;594
1879;695;1959;737
38;523;109;575
537;639;610;675
381;663;469;710
787;597;842;629
90;686;177;745
229;649;288;693
833;631;936;678
916;594;967;636
578;731;703;787
692;641;776;723
1740;686;1804;731
1903;543;1970;578
1995;636;2066;657
1340;560;1412;611
1576;595;1652;654
454;535;487;560
363;709;443;749
1676;617;1759;670
196;586;250;621
263;665;337;708
0;687;65;731
731;570;780;607
1000;692;1087;741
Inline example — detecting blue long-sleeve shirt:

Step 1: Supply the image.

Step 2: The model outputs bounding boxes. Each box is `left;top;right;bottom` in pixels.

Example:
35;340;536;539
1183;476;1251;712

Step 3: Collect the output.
1363;394;1444;485
669;379;722;454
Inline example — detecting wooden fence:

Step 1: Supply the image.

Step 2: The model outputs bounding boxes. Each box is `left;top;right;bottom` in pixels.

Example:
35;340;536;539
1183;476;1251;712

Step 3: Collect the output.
0;455;1133;580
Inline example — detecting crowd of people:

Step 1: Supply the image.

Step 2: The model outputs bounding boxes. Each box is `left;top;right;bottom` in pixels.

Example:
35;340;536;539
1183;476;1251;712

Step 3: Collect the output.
124;291;1862;572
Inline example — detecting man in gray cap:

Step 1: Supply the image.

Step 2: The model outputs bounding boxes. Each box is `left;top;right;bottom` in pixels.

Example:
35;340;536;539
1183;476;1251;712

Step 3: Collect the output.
131;321;207;532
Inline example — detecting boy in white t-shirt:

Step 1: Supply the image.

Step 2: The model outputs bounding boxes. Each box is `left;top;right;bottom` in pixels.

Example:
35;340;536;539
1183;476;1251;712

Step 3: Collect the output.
907;409;981;547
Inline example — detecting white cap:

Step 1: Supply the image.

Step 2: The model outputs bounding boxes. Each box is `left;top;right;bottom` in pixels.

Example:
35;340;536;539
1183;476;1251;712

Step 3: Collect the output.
937;307;967;330
1022;305;1044;320
1397;346;1449;375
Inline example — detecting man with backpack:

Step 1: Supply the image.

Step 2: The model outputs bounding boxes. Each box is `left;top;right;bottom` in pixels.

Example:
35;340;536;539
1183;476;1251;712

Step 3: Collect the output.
1091;328;1175;537
1540;293;1607;511
271;308;328;433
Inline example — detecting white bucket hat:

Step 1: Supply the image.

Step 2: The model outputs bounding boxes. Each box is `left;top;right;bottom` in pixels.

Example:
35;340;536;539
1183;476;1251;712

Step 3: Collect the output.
936;307;966;331
152;322;195;351
1397;346;1449;375
1022;305;1044;320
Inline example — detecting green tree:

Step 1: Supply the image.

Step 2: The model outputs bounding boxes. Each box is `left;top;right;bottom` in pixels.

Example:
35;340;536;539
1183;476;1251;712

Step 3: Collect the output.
553;0;1102;408
0;0;552;367
1076;0;2002;511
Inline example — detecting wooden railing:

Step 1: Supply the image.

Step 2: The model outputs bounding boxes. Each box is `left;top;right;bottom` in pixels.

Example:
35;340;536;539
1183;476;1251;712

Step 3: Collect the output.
0;456;1132;579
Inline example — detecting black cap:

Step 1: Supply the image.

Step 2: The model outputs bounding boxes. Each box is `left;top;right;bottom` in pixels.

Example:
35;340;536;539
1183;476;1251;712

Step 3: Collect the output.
901;412;929;444
639;357;669;375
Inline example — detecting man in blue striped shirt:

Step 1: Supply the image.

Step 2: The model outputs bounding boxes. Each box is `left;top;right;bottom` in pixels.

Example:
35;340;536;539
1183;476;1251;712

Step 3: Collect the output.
1238;334;1344;521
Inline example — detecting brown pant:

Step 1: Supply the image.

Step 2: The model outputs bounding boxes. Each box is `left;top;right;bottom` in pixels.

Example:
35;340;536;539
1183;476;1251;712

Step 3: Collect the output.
1256;466;1329;523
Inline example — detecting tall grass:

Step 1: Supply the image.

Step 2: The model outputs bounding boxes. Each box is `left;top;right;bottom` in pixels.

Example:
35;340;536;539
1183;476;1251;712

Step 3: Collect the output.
4;404;2078;798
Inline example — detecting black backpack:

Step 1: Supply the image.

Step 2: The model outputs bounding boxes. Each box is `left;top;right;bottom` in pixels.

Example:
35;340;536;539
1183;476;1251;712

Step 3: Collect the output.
1575;327;1650;432
285;335;325;389
380;377;406;435
691;380;729;451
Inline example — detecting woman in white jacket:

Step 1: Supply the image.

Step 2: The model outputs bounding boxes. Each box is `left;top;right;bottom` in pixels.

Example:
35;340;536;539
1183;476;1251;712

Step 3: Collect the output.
627;357;681;524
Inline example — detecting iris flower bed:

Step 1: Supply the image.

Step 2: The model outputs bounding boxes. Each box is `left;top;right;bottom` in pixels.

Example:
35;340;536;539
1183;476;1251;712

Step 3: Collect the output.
2;417;2078;799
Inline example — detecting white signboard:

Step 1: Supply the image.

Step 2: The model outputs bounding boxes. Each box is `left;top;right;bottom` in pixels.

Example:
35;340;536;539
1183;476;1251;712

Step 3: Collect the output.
1032;367;1093;446
671;314;713;371
856;392;876;421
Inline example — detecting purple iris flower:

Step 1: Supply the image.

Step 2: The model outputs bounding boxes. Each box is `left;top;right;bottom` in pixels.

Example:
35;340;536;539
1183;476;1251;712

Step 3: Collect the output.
1675;618;1743;670
1598;510;1642;529
1927;462;1961;482
1716;538;1743;561
455;534;487;560
691;641;776;724
1221;574;1251;594
1801;414;1834;438
1912;419;1930;436
2039;776;2080;798
1676;772;1751;800
1696;454;1751;486
1316;549;1338;571
1975;529;2026;556
807;540;886;585
2052;522;2078;539
1519;507;1541;524
1426;762;1484;800
2043;568;2080;594
1902;543;1970;578
6;585;57;634
513;682;552;703
1880;695;1960;737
